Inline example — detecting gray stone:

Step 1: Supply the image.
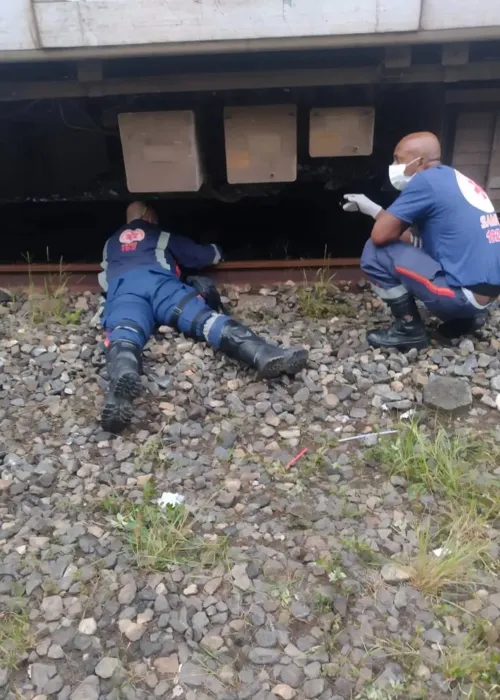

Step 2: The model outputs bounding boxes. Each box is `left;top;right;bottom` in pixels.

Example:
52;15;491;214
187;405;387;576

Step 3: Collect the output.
255;629;277;648
232;563;252;591
192;611;209;629
394;587;408;610
70;676;100;700
280;666;304;688
290;601;310;620
294;388;310;403
95;657;121;679
481;605;500;621
78;617;97;635
238;294;277;313
41;595;64;621
304;662;321;680
491;375;500;392
48;643;65;659
423;377;472;412
44;675;65;695
0;668;9;688
179;662;205;687
118;619;146;641
201;635;224;653
216;491;237;508
0;287;11;304
248;648;281;664
31;663;58;692
422;628;444;644
118;580;137;605
374;663;404;689
381;563;411;584
303;679;325;698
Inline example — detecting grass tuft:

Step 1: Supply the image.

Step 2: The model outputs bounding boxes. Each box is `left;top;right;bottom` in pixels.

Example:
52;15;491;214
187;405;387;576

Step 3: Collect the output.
368;421;500;514
373;630;500;699
441;644;500;694
298;269;356;319
134;434;171;471
407;513;491;595
0;609;34;670
25;254;78;325
104;482;227;571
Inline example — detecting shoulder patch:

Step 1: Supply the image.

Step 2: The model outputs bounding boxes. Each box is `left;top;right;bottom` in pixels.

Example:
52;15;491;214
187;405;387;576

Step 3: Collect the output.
119;228;146;244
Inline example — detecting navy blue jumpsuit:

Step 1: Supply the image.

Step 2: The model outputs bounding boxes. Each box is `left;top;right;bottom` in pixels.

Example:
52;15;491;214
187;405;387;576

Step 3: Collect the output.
99;219;230;349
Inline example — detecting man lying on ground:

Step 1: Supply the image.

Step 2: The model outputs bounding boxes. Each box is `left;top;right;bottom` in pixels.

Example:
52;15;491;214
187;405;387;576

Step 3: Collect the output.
343;131;500;350
98;201;308;433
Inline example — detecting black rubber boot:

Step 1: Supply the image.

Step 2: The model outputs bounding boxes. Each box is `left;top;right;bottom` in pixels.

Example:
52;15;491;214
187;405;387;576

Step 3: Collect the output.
219;320;308;378
101;340;143;434
438;312;487;339
367;294;428;350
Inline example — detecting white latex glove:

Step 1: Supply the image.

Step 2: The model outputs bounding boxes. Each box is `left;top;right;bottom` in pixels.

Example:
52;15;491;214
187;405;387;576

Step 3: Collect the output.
343;194;382;220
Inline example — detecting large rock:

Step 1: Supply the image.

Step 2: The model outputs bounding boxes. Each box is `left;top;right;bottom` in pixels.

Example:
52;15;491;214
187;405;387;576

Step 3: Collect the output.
237;294;277;314
0;287;11;304
381;563;412;584
423;377;472;412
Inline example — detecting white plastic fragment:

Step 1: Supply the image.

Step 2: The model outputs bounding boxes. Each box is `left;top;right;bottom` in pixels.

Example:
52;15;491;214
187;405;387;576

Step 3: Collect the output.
338;429;398;445
156;492;185;509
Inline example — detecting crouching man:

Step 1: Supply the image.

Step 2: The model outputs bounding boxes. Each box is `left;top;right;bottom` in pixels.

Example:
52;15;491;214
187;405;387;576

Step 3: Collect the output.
343;131;500;350
99;201;308;433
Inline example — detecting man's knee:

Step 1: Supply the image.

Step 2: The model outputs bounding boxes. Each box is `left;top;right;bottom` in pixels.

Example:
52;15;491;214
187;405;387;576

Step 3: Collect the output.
360;238;396;280
360;239;378;275
172;293;227;345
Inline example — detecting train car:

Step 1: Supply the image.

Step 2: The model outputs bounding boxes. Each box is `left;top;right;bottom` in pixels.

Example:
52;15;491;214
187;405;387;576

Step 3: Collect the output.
0;1;499;282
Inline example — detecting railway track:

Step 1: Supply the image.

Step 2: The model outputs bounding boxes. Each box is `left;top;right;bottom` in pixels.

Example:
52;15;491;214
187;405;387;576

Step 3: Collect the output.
0;258;363;291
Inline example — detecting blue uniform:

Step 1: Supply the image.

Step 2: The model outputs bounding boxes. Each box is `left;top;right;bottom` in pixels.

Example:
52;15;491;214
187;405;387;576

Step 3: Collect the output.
100;219;229;348
361;166;500;320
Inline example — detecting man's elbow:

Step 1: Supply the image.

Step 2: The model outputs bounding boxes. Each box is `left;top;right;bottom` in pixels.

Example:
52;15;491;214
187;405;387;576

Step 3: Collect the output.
370;228;389;247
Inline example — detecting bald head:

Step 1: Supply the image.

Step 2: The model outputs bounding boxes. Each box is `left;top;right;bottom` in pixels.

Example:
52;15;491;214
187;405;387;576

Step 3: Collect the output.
126;201;159;225
393;131;441;176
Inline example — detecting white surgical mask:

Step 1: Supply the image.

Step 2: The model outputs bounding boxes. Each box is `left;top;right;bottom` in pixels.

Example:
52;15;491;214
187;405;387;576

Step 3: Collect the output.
389;158;420;191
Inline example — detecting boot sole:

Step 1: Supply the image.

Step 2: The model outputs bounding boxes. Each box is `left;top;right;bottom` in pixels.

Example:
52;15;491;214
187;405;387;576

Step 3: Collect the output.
258;348;308;379
101;372;142;434
368;337;429;351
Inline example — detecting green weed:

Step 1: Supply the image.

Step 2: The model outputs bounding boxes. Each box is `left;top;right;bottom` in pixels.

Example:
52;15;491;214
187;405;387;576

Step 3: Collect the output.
406;512;490;595
341;536;378;564
104;482;227;571
0;610;34;670
298;269;356;320
369;422;500;514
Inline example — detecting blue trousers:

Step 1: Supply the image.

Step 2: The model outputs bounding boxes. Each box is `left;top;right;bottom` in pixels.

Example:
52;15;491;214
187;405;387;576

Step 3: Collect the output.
103;268;230;349
360;240;486;321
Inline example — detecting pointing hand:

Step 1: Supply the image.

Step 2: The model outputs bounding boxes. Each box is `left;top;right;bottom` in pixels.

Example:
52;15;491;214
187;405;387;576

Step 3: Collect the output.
343;194;382;220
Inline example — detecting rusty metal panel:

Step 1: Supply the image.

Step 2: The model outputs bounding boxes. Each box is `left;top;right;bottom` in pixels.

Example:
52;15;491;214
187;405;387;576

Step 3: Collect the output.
452;111;496;187
309;107;375;157
487;113;500;209
224;105;297;184
118;111;203;193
